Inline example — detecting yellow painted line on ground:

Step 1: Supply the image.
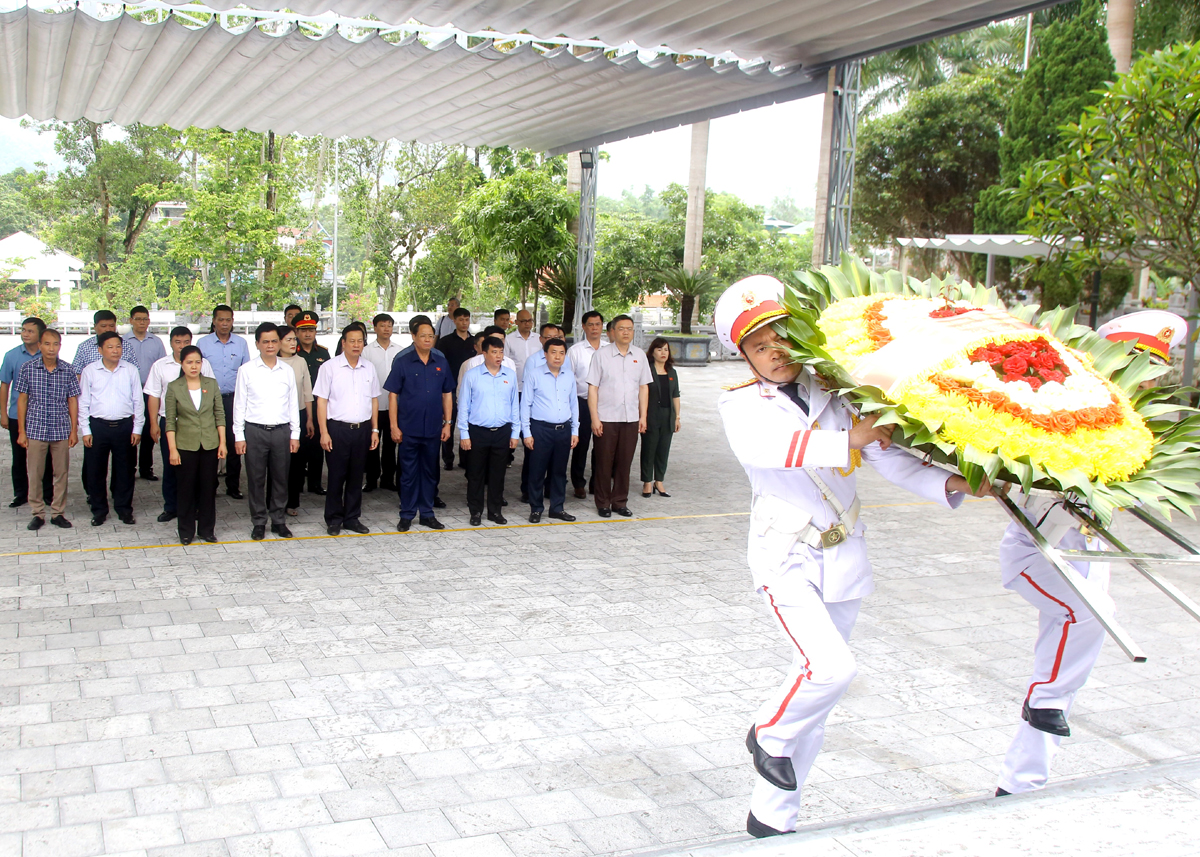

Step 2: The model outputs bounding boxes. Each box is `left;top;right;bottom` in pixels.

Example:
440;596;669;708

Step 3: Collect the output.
0;496;988;560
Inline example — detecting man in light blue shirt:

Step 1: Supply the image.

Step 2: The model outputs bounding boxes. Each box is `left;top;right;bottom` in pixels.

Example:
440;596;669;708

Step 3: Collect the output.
198;304;250;498
0;317;52;507
520;337;579;523
123;305;166;482
458;336;519;526
72;310;140;372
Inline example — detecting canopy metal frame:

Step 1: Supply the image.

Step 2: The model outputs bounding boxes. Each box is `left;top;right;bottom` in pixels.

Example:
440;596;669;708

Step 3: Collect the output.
574;147;598;332
822;59;861;265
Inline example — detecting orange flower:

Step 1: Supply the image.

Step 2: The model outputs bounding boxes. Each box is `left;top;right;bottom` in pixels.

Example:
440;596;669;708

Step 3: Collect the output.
1050;412;1077;433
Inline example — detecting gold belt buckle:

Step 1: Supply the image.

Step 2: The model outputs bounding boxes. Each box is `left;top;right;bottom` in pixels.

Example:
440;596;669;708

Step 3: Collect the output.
820;523;849;548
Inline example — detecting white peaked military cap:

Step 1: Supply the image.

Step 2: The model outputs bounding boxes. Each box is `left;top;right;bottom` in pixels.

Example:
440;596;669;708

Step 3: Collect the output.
1096;309;1187;361
714;275;791;352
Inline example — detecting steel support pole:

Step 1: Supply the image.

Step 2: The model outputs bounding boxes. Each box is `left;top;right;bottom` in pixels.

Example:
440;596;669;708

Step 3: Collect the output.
992;491;1147;662
822;60;861;265
573;148;598;338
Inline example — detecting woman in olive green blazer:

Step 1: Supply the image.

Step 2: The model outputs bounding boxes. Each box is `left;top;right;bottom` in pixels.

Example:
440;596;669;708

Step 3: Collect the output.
165;346;227;544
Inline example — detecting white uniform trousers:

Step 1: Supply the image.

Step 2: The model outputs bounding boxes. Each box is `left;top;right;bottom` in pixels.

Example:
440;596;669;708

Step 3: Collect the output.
997;560;1107;794
750;582;860;832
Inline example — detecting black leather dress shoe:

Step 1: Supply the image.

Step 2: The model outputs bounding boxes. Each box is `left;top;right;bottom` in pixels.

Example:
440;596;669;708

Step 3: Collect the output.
746;726;796;791
157;511;176;523
1022;700;1070;736
251;525;266;540
198;532;218;543
344;521;369;534
995;787;1011;797
573;487;586;499
119;514;135;525
91;515;106;527
519;493;529;503
9;497;26;508
613;507;632;517
398;519;412;532
548;510;576;522
271;523;294;538
747;811;792;838
597;507;612;518
529;512;541;523
310;486;326;496
27;517;44;531
433;497;446;509
444;462;454;471
141;473;159;482
227;489;244;500
327;526;341;536
470;514;482;526
50;516;72;529
420;517;445;530
488;513;507;525
180;535;193;545
363;483;377;493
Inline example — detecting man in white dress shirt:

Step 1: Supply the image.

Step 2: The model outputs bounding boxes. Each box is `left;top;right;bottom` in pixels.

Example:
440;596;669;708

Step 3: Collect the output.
363;313;402;493
144;326;214;524
233;323;300;541
315;325;380;536
568;310;605;499
78;331;144;526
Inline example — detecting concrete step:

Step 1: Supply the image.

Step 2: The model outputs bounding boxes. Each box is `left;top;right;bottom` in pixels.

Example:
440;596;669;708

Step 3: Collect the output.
637;755;1200;857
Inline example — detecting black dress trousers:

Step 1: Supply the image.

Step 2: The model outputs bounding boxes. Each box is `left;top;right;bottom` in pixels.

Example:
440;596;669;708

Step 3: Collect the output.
466;423;511;517
325;420;371;529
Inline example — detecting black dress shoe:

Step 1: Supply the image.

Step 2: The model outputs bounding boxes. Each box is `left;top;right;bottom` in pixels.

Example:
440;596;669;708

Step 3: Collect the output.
470;514;482;526
501;498;508;506
363;483;377;493
344;521;369;534
141;473;159;482
746;726;796;791
487;513;507;525
613;507;632;517
157;511;176;523
573;487;586;499
310;486;326;496
529;512;541;523
746;811;792;838
419;517;445;530
198;532;218;543
1022;700;1070;736
91;515;106;527
119;514;136;525
50;516;72;529
327;526;341;536
8;497;26;508
251;525;266;540
995;787;1011;797
27;517;44;531
227;489;244;500
397;519;412;532
519;493;529;503
444;462;454;471
548;510;576;522
271;523;294;538
180;535;193;545
433;497;446;509
597;508;612;518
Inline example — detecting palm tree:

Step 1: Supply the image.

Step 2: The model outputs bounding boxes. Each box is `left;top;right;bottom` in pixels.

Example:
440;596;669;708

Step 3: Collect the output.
536;253;618;335
654;267;719;335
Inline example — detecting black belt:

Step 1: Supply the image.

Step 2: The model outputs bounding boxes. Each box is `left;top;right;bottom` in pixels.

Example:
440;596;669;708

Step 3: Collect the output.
470;423;510;432
90;416;132;428
532;418;570;431
329;419;369;430
246;421;288;431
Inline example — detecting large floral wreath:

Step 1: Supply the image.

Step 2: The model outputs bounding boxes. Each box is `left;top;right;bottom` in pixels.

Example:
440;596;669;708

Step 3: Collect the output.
776;256;1200;524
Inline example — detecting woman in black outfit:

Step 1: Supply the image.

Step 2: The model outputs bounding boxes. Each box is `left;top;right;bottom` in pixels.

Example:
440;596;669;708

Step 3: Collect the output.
640;337;681;498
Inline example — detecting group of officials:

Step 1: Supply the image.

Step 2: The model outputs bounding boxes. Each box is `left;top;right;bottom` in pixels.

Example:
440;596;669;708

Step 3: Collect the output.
1;302;683;543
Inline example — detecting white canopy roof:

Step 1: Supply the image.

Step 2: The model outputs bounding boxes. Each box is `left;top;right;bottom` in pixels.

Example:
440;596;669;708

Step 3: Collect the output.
897;234;1058;259
0;231;84;281
1;0;1058;153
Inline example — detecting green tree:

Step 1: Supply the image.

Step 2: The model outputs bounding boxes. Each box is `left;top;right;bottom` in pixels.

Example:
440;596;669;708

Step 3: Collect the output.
854;72;1009;273
23;121;183;290
455;168;577;307
407;230;478;310
1018;42;1200;306
0;169;41;237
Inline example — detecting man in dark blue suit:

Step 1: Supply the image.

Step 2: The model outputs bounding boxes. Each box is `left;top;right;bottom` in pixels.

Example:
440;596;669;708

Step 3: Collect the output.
384;319;453;531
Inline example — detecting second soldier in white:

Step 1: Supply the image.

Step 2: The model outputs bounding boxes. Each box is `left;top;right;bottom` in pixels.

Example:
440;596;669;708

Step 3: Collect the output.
713;275;985;838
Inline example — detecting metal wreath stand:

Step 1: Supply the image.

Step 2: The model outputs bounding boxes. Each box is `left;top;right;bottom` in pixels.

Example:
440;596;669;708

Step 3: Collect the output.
992;487;1200;663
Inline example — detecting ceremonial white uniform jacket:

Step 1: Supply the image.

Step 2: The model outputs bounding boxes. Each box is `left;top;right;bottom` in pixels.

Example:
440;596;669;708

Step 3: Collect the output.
998;491;1112;602
718;371;961;604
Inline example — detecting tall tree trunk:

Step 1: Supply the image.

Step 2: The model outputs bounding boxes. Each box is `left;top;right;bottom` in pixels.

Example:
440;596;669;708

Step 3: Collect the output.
263;131;277;286
680;294;696;335
90;123;111;285
562;295;576;334
683;122;709;275
811;68;838;266
223;267;232;307
1106;0;1135;73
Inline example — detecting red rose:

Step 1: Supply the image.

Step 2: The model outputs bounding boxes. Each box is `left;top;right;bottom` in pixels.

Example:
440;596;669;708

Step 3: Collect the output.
984;350;1004;366
1002;356;1029;375
1042;369;1065;384
1025;376;1043;391
1032;352;1057;371
1002;373;1023;384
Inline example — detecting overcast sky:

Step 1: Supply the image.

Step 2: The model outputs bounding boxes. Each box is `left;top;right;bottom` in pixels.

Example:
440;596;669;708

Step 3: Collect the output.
1;92;826;215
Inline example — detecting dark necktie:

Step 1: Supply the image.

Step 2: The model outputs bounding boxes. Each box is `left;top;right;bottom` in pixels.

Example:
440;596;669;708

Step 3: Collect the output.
779;382;808;415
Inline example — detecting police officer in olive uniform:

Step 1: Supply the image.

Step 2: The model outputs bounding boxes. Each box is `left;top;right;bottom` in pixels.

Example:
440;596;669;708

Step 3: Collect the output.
293;311;330;495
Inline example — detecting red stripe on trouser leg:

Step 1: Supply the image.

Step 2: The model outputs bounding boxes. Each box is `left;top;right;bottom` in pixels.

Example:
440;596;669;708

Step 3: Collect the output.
756;588;813;739
1020;571;1076;705
785;431;800;467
